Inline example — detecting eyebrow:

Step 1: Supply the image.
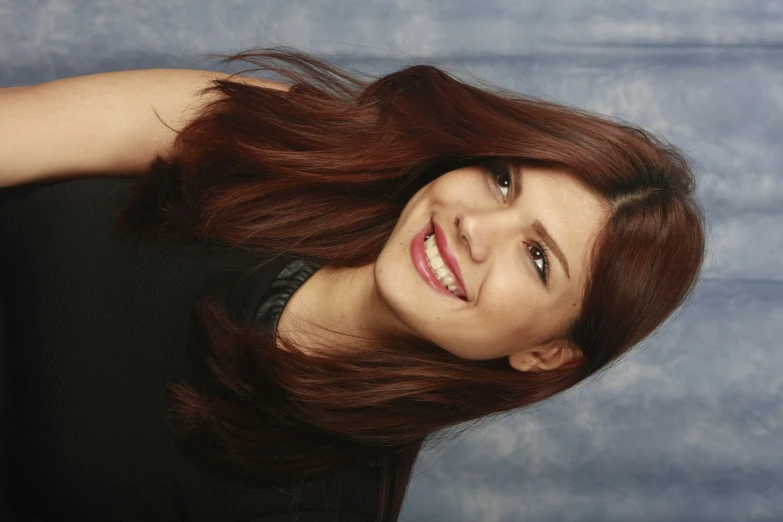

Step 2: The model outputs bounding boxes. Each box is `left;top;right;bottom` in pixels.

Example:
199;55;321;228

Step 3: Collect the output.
511;166;571;280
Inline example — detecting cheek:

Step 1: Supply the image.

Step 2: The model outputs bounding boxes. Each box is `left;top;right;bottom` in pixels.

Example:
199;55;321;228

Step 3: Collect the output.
475;280;556;343
474;286;530;332
485;276;534;313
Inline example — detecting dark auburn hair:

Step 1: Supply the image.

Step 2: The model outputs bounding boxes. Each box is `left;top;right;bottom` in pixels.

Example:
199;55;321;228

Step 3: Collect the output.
113;47;706;521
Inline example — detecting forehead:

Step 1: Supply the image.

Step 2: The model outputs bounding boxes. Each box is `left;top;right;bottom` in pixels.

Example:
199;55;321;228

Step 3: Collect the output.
520;167;610;288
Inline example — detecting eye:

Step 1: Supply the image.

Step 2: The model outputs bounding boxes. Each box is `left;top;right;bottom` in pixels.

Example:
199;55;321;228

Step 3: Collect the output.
488;161;512;202
525;242;550;284
489;161;514;201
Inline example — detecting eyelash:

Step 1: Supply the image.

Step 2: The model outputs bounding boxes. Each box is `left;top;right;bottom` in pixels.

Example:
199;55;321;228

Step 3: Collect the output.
487;161;551;285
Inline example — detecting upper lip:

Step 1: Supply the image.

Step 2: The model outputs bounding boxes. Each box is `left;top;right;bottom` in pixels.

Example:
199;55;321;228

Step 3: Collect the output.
432;218;468;300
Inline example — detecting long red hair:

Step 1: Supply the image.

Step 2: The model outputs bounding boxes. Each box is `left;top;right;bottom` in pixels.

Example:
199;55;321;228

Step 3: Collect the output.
114;47;706;521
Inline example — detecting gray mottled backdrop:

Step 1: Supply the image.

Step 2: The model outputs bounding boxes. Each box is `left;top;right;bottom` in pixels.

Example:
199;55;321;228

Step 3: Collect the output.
2;1;781;521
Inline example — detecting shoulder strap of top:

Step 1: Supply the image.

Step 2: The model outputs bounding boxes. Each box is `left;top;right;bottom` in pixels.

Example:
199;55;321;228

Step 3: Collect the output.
253;258;323;341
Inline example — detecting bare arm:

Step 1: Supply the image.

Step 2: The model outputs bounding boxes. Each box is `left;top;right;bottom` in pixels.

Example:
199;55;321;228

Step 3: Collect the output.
0;69;288;188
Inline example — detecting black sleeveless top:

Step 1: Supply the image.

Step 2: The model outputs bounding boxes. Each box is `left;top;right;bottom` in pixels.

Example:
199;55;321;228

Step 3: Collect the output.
254;258;322;341
0;178;383;521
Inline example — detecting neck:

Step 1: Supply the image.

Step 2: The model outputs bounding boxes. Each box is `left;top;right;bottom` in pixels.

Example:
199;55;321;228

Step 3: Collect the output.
277;262;400;355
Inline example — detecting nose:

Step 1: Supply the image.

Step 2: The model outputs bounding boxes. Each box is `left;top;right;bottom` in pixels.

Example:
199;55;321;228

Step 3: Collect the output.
456;209;517;264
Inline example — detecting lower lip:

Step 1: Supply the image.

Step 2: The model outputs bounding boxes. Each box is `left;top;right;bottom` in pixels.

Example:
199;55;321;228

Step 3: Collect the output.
410;218;463;301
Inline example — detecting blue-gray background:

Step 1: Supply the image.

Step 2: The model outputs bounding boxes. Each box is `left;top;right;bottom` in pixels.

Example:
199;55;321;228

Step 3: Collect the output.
1;1;781;521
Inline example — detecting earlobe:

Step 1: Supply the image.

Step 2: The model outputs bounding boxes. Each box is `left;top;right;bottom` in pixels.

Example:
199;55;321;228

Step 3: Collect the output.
508;343;582;373
508;352;538;372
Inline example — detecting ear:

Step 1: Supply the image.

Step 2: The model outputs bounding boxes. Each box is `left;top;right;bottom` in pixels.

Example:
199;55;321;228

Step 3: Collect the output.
508;342;582;373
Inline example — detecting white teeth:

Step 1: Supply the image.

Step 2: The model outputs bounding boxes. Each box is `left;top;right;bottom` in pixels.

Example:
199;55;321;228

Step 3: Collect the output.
423;234;464;298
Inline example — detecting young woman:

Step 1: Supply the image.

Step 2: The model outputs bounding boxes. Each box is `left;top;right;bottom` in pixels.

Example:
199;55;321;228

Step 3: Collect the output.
0;47;706;521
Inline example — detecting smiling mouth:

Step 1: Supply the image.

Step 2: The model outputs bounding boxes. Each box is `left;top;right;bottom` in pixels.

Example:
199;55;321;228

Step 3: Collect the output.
423;232;467;300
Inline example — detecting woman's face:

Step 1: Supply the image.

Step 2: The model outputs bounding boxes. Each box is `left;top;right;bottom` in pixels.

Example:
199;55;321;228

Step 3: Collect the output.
373;162;610;370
